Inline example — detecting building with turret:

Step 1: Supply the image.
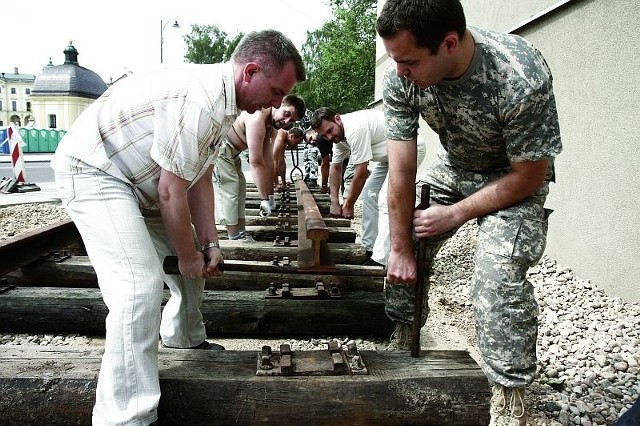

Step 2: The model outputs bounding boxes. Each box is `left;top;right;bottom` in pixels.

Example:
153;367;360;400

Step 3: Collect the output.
30;41;107;130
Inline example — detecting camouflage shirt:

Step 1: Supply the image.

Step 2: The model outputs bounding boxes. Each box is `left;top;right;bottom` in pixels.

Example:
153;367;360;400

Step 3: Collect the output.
383;27;562;179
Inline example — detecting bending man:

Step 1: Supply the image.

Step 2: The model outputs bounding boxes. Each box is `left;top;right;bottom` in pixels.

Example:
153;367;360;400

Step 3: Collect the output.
310;107;388;262
377;1;562;424
51;30;305;426
214;94;305;240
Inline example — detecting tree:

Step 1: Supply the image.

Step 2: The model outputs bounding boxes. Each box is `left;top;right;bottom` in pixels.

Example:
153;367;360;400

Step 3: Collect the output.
295;0;377;113
183;24;243;64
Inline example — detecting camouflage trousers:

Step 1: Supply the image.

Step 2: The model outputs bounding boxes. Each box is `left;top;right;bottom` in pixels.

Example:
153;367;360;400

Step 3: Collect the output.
385;159;551;387
303;146;321;182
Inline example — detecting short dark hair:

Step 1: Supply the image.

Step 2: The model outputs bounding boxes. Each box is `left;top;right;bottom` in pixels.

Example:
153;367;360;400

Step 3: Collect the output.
282;94;306;120
310;107;338;130
232;30;306;82
304;129;316;144
376;0;466;53
289;127;304;139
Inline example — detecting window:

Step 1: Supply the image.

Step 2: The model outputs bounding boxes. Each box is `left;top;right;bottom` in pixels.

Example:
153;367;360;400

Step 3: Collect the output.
49;114;57;129
25;88;30;95
11;101;17;111
10;88;16;94
0;121;3;126
26;102;31;112
0;101;2;110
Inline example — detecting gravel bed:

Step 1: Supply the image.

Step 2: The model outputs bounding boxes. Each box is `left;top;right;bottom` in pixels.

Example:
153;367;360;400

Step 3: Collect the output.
1;201;639;425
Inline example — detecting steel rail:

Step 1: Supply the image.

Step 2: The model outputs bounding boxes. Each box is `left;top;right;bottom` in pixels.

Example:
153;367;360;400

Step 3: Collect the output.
0;219;81;276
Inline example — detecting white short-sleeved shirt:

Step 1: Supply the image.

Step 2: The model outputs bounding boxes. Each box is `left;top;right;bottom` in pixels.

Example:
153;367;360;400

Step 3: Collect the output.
331;109;388;165
51;62;237;209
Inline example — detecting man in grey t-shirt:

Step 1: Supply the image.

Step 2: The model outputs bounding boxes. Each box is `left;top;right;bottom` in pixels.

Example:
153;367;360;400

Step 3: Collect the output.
377;1;562;424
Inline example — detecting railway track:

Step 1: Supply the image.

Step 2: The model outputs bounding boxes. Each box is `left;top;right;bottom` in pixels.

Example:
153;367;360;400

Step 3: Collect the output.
0;180;390;336
0;178;490;425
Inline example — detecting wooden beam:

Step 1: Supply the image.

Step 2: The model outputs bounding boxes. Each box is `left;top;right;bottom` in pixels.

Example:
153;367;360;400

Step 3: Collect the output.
162;258;384;278
215;224;356;244
0;346;490;425
7;256;384;291
0;287;393;336
240;216;350;227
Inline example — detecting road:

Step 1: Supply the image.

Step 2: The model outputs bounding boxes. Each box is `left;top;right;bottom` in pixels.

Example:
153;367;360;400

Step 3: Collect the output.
0;157;54;183
0;147;306;185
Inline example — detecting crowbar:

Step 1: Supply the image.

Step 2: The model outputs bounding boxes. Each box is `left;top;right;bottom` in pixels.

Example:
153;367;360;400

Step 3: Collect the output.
411;183;430;358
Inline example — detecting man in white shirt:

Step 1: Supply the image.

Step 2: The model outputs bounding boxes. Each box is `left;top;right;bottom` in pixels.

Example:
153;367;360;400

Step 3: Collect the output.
310;107;388;262
51;30;305;426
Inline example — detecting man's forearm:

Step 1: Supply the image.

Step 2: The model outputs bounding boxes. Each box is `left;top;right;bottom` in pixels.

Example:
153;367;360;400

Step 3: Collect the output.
321;157;330;186
251;162;271;199
387;139;418;253
388;172;415;250
329;163;342;204
158;171;200;259
187;169;218;245
450;158;549;224
344;164;368;208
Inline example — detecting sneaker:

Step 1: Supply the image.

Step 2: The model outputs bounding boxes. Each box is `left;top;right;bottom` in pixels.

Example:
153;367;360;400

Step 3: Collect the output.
385;322;412;351
162;340;225;350
490;384;528;426
363;257;383;267
229;230;255;242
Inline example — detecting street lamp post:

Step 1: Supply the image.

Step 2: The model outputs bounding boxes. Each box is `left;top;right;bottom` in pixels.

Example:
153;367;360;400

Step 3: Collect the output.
160;19;180;64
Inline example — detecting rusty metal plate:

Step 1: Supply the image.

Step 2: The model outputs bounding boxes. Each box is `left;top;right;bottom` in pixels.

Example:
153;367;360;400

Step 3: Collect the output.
264;282;341;299
256;341;368;376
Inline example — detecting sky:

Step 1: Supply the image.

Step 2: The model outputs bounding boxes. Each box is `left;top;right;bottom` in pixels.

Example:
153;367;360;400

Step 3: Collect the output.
3;0;333;84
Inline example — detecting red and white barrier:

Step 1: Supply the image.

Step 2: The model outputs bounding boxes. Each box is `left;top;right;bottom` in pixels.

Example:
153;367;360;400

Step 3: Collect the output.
7;124;26;183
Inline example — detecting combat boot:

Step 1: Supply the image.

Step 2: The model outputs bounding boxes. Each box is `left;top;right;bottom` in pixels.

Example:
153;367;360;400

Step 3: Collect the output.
489;384;529;426
385;322;412;351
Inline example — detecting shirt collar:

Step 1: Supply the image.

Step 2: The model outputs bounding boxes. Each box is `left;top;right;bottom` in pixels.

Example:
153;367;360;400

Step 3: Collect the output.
222;61;237;117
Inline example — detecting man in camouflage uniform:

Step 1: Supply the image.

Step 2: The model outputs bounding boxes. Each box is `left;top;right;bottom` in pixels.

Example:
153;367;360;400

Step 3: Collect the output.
302;130;322;187
376;1;562;424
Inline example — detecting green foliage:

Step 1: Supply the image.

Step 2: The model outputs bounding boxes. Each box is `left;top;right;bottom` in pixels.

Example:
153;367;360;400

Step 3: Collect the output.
183;24;243;64
294;0;377;114
182;0;376;114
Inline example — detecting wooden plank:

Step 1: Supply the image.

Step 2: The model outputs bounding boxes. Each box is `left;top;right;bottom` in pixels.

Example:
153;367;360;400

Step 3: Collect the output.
241;215;350;227
6;258;384;291
245;199;332;214
0;287;393;336
216;224;356;244
162;258;384;278
0;346;490;425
